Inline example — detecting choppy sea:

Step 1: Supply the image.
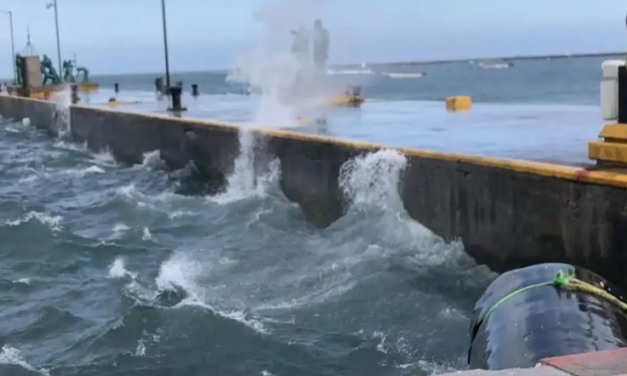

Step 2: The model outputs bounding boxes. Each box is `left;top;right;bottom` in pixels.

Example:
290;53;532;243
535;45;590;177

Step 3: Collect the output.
0;54;614;376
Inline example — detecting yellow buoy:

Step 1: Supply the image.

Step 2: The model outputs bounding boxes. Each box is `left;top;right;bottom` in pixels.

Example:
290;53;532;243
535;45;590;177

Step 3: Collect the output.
328;95;364;107
445;96;472;112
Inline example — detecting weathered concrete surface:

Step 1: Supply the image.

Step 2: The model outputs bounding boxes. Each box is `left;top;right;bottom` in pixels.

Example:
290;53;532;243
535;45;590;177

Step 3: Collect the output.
0;95;63;135
2;95;627;290
83;89;601;166
438;366;569;376
70;105;240;193
399;154;627;282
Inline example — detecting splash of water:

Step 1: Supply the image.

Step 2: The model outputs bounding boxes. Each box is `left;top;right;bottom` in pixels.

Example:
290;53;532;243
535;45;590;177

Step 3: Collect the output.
339;149;408;211
50;85;72;137
228;0;334;127
210;130;280;204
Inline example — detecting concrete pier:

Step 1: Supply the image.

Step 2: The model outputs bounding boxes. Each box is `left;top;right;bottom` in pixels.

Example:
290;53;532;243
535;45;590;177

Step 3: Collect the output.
1;94;627;291
76;89;601;165
440;347;627;375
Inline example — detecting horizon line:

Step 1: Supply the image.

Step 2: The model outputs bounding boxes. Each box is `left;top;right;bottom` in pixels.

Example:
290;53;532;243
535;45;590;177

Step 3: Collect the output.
1;50;622;79
90;50;624;77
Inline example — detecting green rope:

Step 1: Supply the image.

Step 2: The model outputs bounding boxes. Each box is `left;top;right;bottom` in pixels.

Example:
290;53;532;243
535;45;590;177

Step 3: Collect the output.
475;268;576;332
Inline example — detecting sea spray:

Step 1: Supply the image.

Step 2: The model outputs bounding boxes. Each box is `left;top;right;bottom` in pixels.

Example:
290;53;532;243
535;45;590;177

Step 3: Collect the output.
50;85;72;138
210;129;280;204
227;0;334;127
339;149;408;211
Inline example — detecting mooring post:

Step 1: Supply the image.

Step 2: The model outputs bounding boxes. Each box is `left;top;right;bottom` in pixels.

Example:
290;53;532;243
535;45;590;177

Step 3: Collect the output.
71;84;79;104
168;86;187;112
192;83;199;96
114;82;119;93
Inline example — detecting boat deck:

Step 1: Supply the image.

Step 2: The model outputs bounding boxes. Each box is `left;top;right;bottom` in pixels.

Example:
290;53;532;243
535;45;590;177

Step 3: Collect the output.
81;90;601;166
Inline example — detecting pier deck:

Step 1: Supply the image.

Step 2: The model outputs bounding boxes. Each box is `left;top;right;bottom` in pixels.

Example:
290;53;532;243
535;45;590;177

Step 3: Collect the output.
81;90;601;166
440;347;627;376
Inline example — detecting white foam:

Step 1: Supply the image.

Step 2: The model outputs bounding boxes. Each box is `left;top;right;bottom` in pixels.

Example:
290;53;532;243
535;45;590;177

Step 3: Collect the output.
108;257;138;279
339;149;407;210
12;278;31;285
92;148;115;166
155;252;269;334
134;340;146;357
0;345;51;376
63;165;105;177
5;211;63;232
137;150;166;170
209;130;281;204
141;227;153;241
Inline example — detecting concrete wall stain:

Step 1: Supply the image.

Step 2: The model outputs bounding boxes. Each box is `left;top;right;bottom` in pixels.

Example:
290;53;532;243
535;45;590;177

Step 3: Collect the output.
2;95;627;288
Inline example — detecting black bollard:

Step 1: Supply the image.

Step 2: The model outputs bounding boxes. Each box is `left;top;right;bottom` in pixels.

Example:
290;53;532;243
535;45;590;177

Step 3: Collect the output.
71;84;79;104
191;84;199;96
167;86;187;112
114;83;119;93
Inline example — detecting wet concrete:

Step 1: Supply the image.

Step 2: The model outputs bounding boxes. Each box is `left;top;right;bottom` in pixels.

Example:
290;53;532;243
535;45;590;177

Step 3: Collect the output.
1;95;627;292
82;89;600;166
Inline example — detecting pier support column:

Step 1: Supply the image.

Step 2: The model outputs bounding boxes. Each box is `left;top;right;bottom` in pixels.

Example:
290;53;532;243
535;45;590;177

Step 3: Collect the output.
589;60;627;166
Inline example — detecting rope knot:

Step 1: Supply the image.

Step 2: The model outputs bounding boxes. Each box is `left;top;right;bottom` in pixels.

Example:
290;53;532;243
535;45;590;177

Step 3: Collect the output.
553;268;574;287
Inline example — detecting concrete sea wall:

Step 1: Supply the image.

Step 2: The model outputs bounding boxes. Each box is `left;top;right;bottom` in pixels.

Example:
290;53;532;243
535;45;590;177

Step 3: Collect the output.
2;95;627;287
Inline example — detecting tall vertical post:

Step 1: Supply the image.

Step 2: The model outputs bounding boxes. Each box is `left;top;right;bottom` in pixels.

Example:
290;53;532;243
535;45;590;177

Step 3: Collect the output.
46;1;63;78
0;11;16;84
161;0;171;93
53;0;62;76
8;11;15;84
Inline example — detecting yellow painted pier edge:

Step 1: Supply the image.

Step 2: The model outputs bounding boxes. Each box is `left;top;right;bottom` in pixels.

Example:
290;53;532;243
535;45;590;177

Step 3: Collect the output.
588;123;627;166
74;103;627;189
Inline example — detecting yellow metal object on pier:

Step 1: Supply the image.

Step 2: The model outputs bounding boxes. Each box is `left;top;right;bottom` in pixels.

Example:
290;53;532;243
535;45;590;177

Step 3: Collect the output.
588;123;627;165
328;95;364;107
446;96;472;112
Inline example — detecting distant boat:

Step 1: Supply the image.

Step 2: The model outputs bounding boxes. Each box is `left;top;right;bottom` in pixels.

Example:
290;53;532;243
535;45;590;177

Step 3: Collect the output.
326;68;376;75
382;72;425;79
477;61;513;69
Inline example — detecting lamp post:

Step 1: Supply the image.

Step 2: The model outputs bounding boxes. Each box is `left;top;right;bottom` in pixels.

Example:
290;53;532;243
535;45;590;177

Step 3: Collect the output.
46;0;62;78
160;0;185;111
0;10;16;84
161;0;171;92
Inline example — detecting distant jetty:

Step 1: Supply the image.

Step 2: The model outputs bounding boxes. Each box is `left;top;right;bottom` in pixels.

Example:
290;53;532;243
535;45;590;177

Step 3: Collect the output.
335;51;624;68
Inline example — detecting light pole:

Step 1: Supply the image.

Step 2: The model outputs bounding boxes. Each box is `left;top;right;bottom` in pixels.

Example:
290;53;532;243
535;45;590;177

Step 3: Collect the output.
0;10;16;84
160;0;184;111
160;0;171;92
46;0;62;78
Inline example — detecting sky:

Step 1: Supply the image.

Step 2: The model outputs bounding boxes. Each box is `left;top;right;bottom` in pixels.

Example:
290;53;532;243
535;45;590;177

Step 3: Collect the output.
0;0;625;76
